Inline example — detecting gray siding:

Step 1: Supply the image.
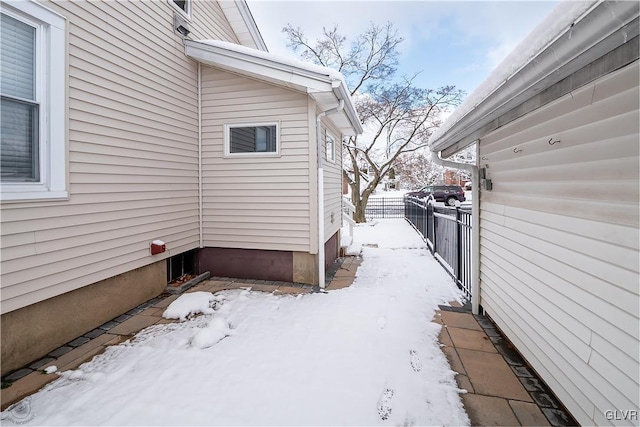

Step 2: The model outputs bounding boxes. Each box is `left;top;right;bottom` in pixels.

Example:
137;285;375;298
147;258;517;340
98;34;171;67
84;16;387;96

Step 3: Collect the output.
0;0;242;314
200;66;312;252
478;61;639;425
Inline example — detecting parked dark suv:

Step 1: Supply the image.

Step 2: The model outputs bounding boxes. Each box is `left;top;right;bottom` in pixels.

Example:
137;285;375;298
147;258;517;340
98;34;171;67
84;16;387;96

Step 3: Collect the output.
405;185;466;206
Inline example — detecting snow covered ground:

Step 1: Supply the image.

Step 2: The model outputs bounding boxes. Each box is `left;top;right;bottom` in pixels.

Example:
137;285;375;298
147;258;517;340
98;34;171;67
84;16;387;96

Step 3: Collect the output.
2;219;469;426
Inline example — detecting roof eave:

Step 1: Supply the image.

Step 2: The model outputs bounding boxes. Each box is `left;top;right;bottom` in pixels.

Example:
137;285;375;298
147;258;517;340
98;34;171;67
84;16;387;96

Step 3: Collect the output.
219;1;268;51
429;1;640;155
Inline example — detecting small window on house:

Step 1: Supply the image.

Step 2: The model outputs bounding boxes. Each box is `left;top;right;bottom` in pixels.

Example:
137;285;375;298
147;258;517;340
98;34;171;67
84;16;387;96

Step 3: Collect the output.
170;0;191;18
1;2;66;201
225;123;279;156
326;133;335;162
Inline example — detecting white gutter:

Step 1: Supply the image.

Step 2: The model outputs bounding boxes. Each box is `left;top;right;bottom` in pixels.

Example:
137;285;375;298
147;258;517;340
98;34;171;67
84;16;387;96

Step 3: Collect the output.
430;149;480;315
198;62;203;248
316;99;345;288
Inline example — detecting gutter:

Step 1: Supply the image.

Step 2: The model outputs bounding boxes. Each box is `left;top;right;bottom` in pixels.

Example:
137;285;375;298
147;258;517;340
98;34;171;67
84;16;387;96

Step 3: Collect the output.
316;99;345;289
430;148;480;315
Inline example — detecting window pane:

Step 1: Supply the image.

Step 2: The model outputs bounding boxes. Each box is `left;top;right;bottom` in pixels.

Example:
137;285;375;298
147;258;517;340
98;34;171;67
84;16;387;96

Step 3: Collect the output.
1;98;39;181
173;0;187;12
1;13;35;101
326;135;335;161
230;125;277;153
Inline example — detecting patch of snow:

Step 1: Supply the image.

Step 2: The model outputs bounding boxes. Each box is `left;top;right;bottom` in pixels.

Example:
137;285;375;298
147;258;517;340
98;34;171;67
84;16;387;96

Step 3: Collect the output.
151;239;164;246
3;219;468;426
190;317;234;349
340;233;352;249
43;366;57;374
162;292;216;321
369;189;410;199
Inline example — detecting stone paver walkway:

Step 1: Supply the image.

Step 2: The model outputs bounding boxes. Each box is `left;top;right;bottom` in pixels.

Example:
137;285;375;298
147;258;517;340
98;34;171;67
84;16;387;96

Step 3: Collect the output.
434;305;577;426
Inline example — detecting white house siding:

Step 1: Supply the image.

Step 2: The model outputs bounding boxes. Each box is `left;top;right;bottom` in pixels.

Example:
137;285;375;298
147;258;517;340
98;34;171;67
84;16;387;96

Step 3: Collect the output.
322;119;343;244
478;61;639;425
0;0;242;314
200;67;312;252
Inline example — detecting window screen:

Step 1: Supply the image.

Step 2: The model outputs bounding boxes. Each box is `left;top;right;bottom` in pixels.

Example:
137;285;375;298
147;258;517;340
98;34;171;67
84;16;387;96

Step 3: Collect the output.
1;13;39;182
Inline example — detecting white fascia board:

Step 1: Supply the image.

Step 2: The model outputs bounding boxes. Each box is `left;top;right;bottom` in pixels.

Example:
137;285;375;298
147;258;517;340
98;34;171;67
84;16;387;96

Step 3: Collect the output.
185;40;334;92
429;0;639;154
218;1;268;51
235;0;268;51
333;81;363;135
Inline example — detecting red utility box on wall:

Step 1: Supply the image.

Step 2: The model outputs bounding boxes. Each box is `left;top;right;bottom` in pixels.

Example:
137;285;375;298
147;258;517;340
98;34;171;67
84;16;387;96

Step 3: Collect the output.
150;240;166;255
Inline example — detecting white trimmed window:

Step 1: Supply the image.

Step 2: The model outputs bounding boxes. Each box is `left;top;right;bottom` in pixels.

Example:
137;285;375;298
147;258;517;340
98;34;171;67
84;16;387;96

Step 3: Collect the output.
326;132;336;162
225;123;279;156
1;2;66;201
170;0;191;19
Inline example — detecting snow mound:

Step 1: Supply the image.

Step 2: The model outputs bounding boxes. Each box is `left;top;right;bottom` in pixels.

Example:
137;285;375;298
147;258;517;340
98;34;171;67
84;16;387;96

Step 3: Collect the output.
191;317;234;349
162;292;216;321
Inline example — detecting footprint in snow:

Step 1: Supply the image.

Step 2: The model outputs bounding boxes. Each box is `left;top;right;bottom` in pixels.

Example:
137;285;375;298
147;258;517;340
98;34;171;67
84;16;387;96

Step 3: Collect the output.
409;349;422;372
377;388;394;420
377;316;386;329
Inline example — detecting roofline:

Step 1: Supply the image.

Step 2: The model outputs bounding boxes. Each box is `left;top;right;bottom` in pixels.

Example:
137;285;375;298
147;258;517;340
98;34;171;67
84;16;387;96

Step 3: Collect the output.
429;0;640;155
185;40;363;135
236;0;268;52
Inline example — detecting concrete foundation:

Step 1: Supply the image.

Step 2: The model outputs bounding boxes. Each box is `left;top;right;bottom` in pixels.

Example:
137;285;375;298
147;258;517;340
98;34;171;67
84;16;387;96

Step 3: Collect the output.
199;232;340;286
1;261;166;376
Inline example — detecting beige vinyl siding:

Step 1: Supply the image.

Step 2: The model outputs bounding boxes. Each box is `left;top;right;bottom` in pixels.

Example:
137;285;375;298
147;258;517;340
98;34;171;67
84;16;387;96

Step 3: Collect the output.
200;67;312;252
322;119;343;243
0;0;242;314
478;61;639;426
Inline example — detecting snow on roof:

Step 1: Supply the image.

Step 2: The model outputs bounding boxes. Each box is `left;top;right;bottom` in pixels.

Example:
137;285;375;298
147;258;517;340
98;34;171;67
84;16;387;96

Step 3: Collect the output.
429;0;597;145
196;39;347;84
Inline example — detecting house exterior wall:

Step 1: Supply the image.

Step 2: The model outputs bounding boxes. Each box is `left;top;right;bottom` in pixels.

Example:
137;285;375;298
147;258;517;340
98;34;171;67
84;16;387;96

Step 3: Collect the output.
200;66;312;253
321;118;343;267
478;60;639;425
0;1;245;316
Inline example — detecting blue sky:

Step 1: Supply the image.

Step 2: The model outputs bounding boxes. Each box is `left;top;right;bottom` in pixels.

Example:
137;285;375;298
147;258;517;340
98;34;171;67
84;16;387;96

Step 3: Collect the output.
246;1;558;95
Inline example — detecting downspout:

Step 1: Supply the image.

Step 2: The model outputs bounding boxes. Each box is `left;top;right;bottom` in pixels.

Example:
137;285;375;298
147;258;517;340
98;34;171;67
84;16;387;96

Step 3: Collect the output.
430;147;480;315
316;99;345;288
198;62;203;248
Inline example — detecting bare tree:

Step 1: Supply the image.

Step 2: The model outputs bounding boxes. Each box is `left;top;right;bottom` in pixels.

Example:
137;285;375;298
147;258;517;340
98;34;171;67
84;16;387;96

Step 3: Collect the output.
284;23;464;222
394;150;443;190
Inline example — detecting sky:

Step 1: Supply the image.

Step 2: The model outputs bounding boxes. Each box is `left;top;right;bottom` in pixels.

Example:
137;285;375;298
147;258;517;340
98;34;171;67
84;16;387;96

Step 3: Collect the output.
246;1;559;96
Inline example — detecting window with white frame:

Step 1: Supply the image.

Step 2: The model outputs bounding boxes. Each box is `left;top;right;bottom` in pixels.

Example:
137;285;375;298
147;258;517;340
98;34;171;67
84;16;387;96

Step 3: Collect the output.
170;0;191;18
326;132;336;162
1;2;66;201
225;123;279;156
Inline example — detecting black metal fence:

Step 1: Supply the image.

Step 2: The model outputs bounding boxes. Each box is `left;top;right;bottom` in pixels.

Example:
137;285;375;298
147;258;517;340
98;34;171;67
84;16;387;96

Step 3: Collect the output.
363;197;405;219
404;197;472;298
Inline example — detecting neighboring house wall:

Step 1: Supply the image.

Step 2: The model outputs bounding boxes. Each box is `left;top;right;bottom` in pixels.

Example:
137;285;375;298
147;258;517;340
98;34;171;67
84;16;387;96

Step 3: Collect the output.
200;66;312;253
478;60;639;425
0;0;244;374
